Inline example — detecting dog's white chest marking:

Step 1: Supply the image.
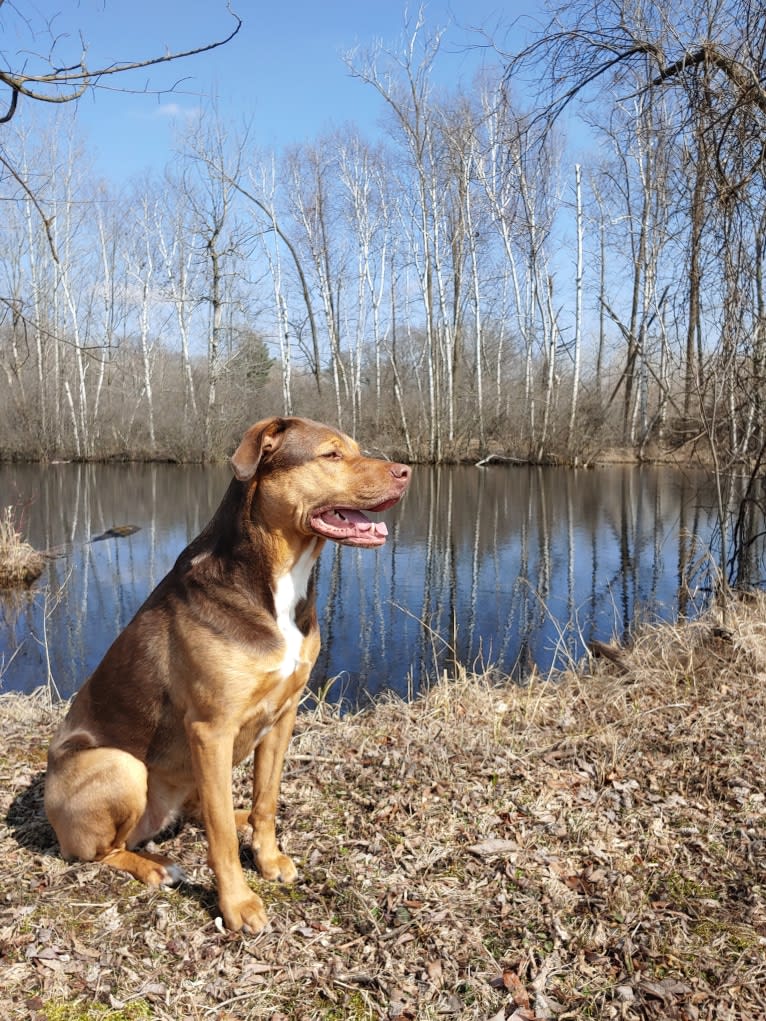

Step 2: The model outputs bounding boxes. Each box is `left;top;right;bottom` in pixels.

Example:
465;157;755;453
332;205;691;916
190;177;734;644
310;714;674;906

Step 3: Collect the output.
273;542;316;679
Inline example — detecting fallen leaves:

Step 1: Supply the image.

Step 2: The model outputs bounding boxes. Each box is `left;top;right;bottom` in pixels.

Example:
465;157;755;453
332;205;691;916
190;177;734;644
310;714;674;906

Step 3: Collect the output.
468;838;520;858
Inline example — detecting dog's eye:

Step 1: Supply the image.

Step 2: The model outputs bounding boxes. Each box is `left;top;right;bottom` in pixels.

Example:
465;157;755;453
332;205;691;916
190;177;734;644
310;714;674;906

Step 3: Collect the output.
322;450;342;460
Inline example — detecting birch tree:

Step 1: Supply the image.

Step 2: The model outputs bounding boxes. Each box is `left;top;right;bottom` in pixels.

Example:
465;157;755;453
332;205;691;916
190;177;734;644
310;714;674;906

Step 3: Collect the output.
567;164;583;451
126;188;160;452
347;12;451;459
338;136;390;434
252;161;295;416
155;177;201;426
182;115;250;460
285;142;350;428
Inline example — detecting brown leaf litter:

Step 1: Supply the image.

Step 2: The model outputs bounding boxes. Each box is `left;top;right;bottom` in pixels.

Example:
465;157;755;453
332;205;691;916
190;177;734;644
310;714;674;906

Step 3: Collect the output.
1;593;766;1019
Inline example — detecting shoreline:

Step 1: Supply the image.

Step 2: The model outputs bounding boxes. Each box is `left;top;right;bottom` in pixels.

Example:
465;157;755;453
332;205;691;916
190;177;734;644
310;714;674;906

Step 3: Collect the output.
0;438;724;470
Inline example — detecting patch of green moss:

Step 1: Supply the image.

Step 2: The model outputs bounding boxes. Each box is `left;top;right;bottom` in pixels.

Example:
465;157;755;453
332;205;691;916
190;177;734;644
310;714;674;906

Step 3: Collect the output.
657;871;716;904
263;880;304;904
317;990;372;1020
43;1001;152;1021
693;919;761;954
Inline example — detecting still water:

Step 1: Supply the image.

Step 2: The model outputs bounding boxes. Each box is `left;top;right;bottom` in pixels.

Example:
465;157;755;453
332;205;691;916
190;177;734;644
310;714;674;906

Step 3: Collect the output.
0;461;744;704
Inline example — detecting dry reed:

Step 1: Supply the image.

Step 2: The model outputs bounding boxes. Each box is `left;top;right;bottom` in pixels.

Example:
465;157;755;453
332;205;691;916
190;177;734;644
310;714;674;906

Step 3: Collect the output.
0;506;45;588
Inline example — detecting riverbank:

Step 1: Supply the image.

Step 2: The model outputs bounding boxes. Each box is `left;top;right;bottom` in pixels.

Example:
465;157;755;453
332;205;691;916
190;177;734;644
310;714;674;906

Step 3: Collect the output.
1;595;765;1020
0;433;720;469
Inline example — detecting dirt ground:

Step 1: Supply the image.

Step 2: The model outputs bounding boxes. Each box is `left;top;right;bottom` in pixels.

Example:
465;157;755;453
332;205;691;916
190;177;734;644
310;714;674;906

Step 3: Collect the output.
1;594;765;1020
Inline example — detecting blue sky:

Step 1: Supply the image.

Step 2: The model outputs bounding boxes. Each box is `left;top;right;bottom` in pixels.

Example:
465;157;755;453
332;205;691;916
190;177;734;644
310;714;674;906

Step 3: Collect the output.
8;1;544;182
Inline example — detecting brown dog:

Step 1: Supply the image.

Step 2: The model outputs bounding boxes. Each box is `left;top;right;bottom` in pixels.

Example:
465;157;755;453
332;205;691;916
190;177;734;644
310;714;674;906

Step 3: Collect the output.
44;417;411;932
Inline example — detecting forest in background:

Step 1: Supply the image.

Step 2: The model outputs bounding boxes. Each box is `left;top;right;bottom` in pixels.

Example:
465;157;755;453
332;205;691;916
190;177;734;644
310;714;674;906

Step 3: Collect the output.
1;0;765;470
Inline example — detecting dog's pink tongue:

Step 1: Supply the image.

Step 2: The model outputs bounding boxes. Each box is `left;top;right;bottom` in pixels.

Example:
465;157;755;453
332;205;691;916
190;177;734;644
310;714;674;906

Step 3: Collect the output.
321;508;388;539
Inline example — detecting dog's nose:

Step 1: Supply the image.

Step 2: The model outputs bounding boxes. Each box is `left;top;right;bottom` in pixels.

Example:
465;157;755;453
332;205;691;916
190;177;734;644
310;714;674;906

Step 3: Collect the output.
390;464;411;483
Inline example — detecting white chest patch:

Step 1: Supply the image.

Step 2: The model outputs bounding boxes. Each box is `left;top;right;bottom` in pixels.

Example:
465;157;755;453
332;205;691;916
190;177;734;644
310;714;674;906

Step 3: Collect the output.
273;542;316;679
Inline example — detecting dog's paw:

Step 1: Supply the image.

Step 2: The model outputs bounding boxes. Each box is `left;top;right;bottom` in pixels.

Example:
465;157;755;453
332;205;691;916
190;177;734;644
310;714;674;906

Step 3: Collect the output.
144;861;187;888
219;892;269;933
158;862;187;887
141;845;187;887
256;850;297;884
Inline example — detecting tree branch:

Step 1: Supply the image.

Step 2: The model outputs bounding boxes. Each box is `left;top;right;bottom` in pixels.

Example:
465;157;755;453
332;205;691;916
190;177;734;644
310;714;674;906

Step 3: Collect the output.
0;9;242;113
0;82;19;124
0;149;59;262
651;43;766;115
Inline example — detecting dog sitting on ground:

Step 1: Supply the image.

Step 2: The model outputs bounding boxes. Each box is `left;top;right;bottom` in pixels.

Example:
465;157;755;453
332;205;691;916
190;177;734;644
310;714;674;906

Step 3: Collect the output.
44;416;411;932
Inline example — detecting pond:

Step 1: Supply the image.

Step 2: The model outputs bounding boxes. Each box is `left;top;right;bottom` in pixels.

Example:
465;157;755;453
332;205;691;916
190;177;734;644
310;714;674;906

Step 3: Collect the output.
0;460;753;705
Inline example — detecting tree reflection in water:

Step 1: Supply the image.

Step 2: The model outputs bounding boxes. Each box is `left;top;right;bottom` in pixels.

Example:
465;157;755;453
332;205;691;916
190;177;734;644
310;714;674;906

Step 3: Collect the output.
0;461;762;704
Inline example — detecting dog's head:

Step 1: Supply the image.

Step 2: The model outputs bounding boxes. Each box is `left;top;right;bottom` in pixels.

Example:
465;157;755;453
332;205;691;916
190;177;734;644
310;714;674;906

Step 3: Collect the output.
231;417;411;548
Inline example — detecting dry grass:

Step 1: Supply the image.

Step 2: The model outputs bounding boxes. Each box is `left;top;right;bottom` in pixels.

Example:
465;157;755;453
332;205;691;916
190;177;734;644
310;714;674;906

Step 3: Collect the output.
0;506;45;588
2;594;766;1019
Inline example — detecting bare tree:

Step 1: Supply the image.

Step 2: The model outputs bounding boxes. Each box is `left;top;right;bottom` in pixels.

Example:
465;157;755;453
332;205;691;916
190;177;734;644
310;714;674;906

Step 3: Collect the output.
567;164;583;451
231;167;323;396
155;176;201;426
507;0;766;134
337;135;390;434
508;0;766;435
347;12;460;459
285;142;350;428
126;188;161;453
181;113;251;460
252;160;295;416
347;10;443;459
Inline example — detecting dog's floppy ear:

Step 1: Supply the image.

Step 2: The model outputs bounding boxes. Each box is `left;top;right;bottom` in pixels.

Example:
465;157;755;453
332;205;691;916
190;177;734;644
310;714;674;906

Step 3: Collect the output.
231;417;289;481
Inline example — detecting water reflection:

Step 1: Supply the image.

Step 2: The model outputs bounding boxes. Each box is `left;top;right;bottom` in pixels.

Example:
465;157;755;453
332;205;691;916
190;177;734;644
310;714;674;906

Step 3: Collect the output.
0;462;760;704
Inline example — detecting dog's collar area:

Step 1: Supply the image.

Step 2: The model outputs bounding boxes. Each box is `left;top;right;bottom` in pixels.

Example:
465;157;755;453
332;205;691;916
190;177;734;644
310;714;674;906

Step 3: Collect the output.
309;507;389;546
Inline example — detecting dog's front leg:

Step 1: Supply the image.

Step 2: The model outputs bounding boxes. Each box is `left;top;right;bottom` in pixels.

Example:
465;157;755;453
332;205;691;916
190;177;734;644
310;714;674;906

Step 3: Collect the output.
248;701;300;883
187;719;269;932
